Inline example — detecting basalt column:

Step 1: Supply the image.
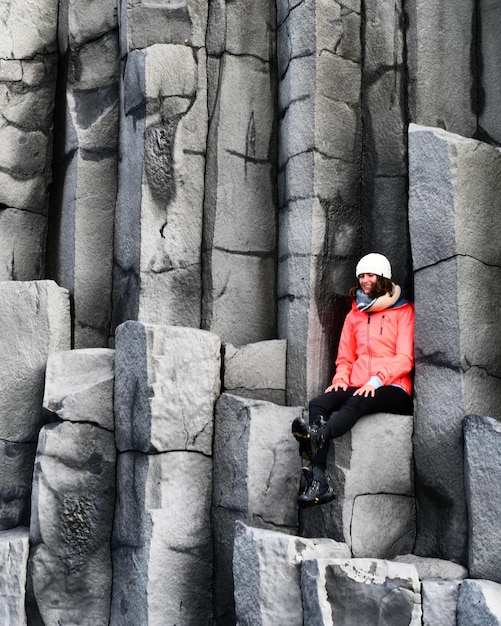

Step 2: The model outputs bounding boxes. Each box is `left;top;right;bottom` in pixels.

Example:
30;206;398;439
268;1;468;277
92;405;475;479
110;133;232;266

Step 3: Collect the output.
277;0;362;405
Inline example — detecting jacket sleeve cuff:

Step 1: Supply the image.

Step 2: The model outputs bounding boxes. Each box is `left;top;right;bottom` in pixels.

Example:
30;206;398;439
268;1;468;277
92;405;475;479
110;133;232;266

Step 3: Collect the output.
367;376;383;389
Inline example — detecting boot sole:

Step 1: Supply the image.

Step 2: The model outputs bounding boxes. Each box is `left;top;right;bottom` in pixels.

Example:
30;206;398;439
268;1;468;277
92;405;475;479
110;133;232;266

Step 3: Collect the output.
297;487;335;509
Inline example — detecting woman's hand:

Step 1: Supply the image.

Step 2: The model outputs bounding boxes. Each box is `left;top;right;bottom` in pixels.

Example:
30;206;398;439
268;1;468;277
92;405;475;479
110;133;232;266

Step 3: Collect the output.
353;384;376;397
325;382;348;393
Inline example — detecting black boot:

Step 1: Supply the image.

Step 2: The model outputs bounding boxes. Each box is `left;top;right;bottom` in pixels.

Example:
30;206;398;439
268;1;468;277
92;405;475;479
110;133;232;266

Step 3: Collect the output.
292;416;328;461
297;465;335;509
298;465;313;497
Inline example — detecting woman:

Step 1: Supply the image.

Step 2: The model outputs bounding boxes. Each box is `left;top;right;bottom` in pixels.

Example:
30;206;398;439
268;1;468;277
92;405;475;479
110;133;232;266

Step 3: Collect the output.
292;253;414;508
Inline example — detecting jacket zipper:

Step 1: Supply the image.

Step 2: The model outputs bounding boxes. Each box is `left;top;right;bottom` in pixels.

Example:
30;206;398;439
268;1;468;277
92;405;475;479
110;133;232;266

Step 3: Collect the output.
367;315;372;377
380;315;385;335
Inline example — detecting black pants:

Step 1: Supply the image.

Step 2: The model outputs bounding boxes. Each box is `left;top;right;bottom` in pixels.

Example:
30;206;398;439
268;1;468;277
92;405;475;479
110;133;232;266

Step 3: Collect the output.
308;386;413;470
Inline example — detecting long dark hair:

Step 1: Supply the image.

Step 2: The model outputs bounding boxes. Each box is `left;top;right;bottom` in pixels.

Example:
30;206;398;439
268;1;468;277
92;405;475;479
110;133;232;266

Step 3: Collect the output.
348;276;394;300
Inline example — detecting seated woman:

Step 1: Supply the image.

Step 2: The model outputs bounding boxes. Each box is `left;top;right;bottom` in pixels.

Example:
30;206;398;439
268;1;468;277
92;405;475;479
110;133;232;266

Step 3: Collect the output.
292;253;414;508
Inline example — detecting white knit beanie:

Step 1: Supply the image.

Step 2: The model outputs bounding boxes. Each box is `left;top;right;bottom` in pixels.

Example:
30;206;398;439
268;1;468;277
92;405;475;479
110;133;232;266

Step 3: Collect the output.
355;253;392;279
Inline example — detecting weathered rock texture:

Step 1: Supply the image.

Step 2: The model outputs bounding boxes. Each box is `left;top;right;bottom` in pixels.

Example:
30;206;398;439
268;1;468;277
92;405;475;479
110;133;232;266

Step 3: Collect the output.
112;322;220;625
0;281;70;530
458;579;501;625
0;527;29;626
464;414;501;584
212;393;301;624
408;124;501;564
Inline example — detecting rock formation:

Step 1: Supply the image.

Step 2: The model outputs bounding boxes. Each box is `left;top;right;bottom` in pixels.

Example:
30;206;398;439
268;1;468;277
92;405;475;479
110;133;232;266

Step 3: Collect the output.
0;0;501;624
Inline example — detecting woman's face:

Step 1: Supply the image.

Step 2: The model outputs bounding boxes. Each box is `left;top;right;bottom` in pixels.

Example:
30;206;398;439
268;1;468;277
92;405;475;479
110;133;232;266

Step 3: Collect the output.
358;273;378;295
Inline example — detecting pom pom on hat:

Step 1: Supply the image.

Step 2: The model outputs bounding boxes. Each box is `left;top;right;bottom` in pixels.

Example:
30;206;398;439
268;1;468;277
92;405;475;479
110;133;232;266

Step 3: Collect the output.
356;253;392;279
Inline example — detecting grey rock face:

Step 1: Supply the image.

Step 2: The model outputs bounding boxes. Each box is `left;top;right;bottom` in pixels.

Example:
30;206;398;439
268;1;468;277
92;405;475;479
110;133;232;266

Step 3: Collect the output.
408;124;501;563
114;321;221;454
46;0;119;348
0;281;70;529
43;349;115;430
301;412;415;559
301;557;422;625
422;579;461;626
233;521;350;626
203;0;277;347
212;393;302;624
406;0;476;136
111;450;213;626
223;340;287;405
0;527;29;626
27;421;116;625
478;0;501;144
464;414;501;583
277;0;362;406
113;42;208;331
458;579;501;626
393;554;468;581
112;321;218;625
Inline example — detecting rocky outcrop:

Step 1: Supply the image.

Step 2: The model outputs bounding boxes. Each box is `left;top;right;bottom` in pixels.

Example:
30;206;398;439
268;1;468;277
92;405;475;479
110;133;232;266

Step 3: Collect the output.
0;527;29;626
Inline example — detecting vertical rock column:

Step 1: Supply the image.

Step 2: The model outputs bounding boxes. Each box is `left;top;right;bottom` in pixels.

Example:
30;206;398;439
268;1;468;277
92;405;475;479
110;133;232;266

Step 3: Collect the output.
408;124;501;563
46;0;120;348
112;322;220;625
0;281;70;530
0;528;29;626
361;0;411;289
276;0;362;405
112;1;208;331
477;0;501;144
27;349;116;624
0;0;59;279
202;0;277;346
406;0;476;136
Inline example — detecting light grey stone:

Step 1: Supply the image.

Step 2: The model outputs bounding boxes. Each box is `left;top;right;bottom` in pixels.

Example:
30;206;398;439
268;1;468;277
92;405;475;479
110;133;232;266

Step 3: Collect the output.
111;450;213;626
393;554;468;581
212;393;302;623
301;557;422;625
47;16;119;349
409;125;501;271
121;0;207;50
223;340;287;405
406;0;476;136
458;579;501;626
0;527;29;626
28;421;116;625
233;521;350;626
0;209;46;280
114;322;220;455
0;0;58;59
43;349;115;430
277;0;362;406
409;125;501;563
301;412;414;557
464;414;501;583
113;43;207;330
422;579;461;626
0;281;70;529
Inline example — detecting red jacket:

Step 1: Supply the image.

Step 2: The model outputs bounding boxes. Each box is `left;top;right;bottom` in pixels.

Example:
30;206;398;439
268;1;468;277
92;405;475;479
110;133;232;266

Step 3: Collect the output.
332;298;415;395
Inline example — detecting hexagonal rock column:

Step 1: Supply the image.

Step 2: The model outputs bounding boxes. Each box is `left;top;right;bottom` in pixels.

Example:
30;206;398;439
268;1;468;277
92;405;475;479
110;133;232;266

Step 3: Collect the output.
301;558;422;624
0;281;70;530
212;393;302;625
300;412;415;559
46;0;119;348
406;0;476;136
113;34;208;332
0;0;58;280
0;527;29;626
233;522;350;626
421;580;462;626
27;348;115;624
202;0;277;347
408;124;501;564
276;0;362;406
464;414;501;584
112;322;220;625
458;580;501;625
478;0;501;144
